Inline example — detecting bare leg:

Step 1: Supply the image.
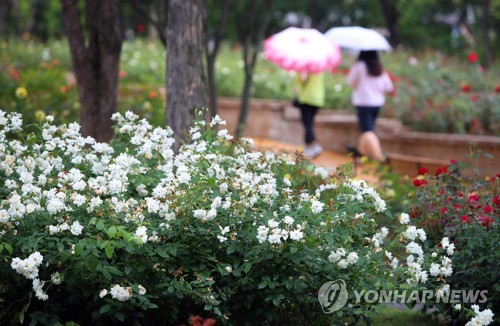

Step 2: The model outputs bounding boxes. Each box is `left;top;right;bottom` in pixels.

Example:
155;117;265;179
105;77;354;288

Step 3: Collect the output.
358;131;386;162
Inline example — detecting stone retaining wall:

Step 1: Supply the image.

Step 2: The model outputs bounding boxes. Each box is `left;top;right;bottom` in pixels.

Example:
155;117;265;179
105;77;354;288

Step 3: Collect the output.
218;98;499;176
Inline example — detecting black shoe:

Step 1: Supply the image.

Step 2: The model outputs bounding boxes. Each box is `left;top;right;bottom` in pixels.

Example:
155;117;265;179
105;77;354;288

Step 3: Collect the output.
346;145;362;158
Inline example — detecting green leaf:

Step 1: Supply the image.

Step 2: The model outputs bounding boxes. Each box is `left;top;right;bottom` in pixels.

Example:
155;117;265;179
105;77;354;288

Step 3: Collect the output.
4;243;13;254
87;255;100;271
107;226;118;238
226;246;236;255
168;246;178;257
115;312;125;322
99;304;112;314
125;266;132;275
290;246;298;254
155;248;170;258
74;241;85;256
105;245;114;259
96;220;105;231
272;294;284;307
0;244;4;254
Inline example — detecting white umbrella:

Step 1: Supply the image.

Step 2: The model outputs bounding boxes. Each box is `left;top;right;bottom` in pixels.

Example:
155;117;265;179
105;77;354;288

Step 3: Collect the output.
324;26;391;51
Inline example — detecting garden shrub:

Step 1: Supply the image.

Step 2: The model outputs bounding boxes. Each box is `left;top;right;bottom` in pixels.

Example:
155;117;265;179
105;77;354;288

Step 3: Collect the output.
0;110;491;325
406;159;499;324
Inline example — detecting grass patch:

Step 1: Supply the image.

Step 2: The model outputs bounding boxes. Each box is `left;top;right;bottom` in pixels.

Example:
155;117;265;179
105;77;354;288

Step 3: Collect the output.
370;304;442;326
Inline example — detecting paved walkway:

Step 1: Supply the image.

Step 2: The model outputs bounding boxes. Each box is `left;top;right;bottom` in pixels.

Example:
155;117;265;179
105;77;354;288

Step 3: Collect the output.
251;137;380;184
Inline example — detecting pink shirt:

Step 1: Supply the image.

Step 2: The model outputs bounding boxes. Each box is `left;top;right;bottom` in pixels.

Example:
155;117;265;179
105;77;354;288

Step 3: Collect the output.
347;61;394;107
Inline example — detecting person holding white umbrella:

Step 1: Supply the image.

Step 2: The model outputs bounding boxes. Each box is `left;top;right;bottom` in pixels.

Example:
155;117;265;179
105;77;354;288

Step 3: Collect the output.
324;26;393;163
346;50;394;163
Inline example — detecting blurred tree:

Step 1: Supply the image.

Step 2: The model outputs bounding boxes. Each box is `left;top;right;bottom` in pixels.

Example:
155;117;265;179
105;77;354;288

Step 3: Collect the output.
60;0;123;142
205;0;230;118
378;0;400;45
0;0;12;36
234;0;273;138
26;0;49;41
166;0;207;152
126;0;167;45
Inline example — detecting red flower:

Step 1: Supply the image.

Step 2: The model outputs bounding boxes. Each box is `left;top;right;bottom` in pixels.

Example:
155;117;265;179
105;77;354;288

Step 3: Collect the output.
478;216;494;227
136;23;146;33
457;192;464;198
468;52;478;63
461;215;473;223
341;68;349;75
461;84;472;92
483;205;494;214
441;207;448;214
494;195;500;207
418;167;428;175
495;86;500;93
148;90;158;99
188;315;216;326
468;194;480;203
413;179;428;187
9;69;21;80
454;203;461;210
435;166;448;176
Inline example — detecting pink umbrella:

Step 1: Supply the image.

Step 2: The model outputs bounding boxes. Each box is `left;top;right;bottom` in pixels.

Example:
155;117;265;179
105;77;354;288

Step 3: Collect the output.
264;27;341;73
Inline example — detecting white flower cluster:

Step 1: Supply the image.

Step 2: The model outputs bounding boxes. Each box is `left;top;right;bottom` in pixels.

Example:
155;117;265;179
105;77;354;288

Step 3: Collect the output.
400;223;453;286
371;227;389;248
11;251;43;279
256;216;305;244
342;179;387;213
465;304;494;326
328;248;359;269
11;252;50;301
100;284;147;301
48;220;84;236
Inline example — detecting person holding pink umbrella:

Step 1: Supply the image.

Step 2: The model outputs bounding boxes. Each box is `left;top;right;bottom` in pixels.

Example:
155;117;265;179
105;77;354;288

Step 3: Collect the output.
293;71;325;159
263;27;341;159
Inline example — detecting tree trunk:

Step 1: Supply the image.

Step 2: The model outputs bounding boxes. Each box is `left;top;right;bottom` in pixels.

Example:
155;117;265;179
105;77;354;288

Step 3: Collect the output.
206;0;230;118
378;0;400;46
479;0;492;68
0;0;12;36
26;0;49;41
166;0;207;152
234;0;272;138
61;0;123;143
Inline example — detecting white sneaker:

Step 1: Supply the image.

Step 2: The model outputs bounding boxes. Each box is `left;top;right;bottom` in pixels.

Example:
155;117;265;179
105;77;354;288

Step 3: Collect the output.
303;144;323;159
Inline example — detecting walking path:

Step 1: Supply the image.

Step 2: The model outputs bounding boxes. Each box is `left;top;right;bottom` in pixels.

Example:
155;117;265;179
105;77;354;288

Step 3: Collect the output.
251;137;380;185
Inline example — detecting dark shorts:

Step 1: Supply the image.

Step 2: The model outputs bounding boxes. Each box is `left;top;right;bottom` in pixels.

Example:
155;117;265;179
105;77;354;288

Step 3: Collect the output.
356;106;381;132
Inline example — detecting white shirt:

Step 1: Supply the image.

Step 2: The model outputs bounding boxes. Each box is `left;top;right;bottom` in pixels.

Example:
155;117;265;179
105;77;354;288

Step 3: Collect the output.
347;61;394;107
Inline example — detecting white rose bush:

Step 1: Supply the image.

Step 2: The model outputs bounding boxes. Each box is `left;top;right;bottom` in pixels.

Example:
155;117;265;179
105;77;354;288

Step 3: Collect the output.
0;110;493;325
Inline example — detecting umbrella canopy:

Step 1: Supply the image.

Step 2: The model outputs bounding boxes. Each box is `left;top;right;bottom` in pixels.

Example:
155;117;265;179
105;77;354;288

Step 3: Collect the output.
264;27;341;73
324;26;391;51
